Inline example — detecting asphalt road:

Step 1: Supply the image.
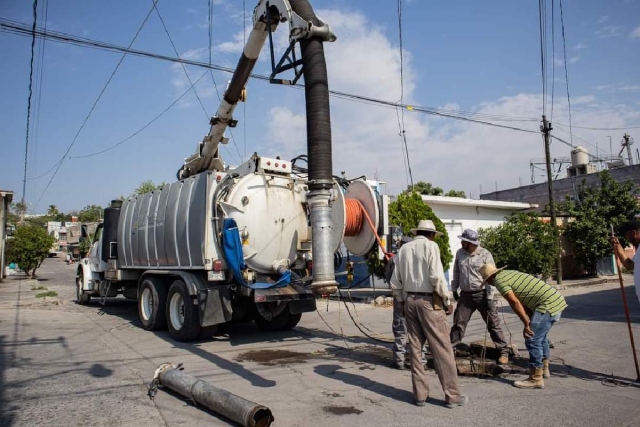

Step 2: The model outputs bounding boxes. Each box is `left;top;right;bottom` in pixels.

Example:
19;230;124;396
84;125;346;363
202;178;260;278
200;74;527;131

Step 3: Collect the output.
1;258;639;426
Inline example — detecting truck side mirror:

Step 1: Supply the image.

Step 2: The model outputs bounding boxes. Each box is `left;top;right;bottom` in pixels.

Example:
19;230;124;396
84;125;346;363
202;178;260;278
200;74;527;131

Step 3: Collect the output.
80;224;88;242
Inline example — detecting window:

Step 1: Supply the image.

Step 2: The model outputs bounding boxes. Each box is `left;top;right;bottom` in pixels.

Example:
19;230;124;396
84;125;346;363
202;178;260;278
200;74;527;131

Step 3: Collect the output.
59;233;67;241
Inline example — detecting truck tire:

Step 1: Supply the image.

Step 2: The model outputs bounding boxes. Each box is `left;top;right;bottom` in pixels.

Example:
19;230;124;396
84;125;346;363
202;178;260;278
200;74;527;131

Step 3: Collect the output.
166;280;201;341
283;313;302;330
254;307;297;332
76;269;91;305
138;278;168;331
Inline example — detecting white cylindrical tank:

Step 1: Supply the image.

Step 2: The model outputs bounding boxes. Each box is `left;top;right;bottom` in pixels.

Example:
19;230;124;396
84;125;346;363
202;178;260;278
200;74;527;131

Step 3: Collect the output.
571;146;589;167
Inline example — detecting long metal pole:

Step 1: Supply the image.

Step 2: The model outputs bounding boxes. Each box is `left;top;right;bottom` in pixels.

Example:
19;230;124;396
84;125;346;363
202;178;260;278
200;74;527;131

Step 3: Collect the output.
542;115;562;284
155;365;274;426
611;225;640;381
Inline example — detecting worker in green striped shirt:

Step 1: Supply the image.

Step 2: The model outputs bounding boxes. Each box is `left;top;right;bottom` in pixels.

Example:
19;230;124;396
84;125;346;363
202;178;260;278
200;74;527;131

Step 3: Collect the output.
480;264;568;389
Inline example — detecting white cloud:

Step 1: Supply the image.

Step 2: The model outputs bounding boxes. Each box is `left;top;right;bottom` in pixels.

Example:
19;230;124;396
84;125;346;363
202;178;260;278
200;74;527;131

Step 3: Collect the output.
569;56;580;64
595;25;623;38
598;15;609;24
261;9;640;196
630;26;640;38
573;42;588;50
594;83;640;93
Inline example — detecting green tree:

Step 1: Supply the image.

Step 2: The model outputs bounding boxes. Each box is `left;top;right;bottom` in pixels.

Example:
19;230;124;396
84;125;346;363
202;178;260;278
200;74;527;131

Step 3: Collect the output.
403;181;466;198
368;191;452;278
405;181;443;196
445;189;466;198
479;212;559;279
47;205;59;217
559;171;639;274
78;205;103;223
133;180;167;196
6;225;56;278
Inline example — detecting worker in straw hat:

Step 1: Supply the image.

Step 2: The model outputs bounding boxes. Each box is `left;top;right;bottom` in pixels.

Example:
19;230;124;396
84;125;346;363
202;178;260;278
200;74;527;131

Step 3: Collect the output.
390;219;467;408
479;263;568;389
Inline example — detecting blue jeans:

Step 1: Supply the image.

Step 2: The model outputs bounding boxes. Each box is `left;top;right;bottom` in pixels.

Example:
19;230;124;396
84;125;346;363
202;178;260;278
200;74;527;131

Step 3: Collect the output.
525;311;562;369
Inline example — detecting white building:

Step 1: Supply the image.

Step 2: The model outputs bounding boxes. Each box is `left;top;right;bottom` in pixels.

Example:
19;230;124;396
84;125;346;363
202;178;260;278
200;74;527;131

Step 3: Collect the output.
421;195;538;280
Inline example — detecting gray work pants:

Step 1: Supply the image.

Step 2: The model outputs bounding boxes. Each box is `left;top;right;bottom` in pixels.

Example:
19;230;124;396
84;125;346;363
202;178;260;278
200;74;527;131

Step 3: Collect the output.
450;290;508;354
405;294;461;403
392;296;410;365
393;296;429;366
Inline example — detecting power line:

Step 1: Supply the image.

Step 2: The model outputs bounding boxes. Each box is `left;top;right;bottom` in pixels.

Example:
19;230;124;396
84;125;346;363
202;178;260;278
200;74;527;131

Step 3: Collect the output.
31;0;159;211
553;123;640;131
69;71;209;159
396;0;412;189
22;0;38;208
152;1;209;119
559;0;574;148
0;19;545;125
205;0;243;163
550;0;555;122
29;0;49;203
538;0;547;116
1;18;591;155
243;0;247;162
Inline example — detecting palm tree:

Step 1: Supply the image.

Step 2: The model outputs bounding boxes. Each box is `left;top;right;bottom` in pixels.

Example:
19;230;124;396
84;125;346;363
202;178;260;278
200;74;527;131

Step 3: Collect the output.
47;205;59;217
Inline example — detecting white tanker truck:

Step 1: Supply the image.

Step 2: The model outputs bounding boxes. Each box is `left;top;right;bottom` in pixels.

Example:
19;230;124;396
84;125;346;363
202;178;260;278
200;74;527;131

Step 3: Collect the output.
75;0;389;341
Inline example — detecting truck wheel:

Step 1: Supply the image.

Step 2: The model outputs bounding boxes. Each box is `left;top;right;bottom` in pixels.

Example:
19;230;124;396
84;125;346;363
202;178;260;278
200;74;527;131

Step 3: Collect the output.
254;306;293;332
138;278;167;331
76;269;91;305
283;313;302;330
166;280;201;341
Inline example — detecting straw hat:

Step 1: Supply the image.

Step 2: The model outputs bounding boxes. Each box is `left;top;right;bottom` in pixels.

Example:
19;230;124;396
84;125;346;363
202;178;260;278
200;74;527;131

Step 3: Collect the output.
480;263;507;284
410;219;444;236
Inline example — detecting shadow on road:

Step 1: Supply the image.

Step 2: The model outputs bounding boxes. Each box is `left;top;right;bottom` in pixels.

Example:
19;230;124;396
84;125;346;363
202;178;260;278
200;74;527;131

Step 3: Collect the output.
314;364;417;404
0;336;15;427
93;297;398;381
558;285;640;323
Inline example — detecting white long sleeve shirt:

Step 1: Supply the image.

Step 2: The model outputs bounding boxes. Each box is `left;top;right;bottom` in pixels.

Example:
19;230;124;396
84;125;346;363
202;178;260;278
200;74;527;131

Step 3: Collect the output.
390;236;451;307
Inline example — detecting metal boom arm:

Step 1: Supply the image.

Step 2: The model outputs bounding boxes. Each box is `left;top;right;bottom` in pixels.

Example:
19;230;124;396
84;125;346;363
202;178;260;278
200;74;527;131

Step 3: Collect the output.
178;0;331;179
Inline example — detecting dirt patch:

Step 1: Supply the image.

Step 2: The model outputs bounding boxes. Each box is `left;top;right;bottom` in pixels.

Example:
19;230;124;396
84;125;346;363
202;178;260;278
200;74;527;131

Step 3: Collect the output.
322;406;363;415
235;350;311;366
236;345;393;368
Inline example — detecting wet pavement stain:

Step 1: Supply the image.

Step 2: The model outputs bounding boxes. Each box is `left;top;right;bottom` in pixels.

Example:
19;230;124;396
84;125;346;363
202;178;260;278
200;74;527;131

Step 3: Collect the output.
235;349;311;366
322;406;363;415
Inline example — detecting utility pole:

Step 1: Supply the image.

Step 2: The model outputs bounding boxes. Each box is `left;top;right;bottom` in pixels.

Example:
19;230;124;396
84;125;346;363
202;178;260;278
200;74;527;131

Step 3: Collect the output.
542;115;562;284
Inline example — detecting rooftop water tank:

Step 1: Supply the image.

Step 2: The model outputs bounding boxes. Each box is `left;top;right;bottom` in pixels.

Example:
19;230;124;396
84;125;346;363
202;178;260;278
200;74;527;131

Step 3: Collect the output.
571;146;589;167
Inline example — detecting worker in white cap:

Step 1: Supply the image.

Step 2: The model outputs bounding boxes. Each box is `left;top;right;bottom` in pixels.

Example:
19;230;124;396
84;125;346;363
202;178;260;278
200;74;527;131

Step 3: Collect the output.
450;229;510;365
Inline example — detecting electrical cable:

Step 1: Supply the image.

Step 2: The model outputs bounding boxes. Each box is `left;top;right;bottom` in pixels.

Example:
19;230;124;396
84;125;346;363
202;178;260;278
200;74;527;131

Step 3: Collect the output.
396;0;413;190
69;71;208;159
22;0;38;207
559;0;574;148
550;0;555;122
207;0;243;163
538;0;547;116
152;1;209;120
30;1;159;211
29;0;49;197
337;288;393;344
0;19;549;128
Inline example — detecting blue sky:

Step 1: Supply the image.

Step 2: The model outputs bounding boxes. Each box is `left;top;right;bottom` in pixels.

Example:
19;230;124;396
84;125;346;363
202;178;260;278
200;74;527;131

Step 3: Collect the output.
1;0;639;213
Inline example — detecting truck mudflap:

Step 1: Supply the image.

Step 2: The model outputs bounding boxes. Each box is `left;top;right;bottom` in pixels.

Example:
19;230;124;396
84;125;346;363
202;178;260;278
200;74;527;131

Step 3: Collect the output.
253;282;317;314
198;285;233;327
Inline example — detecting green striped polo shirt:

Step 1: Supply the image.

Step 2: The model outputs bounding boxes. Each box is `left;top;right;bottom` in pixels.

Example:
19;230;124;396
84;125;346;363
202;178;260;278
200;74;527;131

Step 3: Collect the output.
494;270;568;316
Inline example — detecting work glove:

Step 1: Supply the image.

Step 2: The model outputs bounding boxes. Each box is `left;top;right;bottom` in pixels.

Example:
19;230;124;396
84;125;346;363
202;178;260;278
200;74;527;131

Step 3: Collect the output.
453;290;460;302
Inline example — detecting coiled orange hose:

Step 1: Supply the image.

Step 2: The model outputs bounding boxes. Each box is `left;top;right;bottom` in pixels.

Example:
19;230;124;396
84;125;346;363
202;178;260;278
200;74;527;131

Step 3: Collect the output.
344;198;391;260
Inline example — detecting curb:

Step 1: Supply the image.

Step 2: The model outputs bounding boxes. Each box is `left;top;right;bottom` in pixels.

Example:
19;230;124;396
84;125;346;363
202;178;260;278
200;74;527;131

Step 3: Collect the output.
553;277;620;290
